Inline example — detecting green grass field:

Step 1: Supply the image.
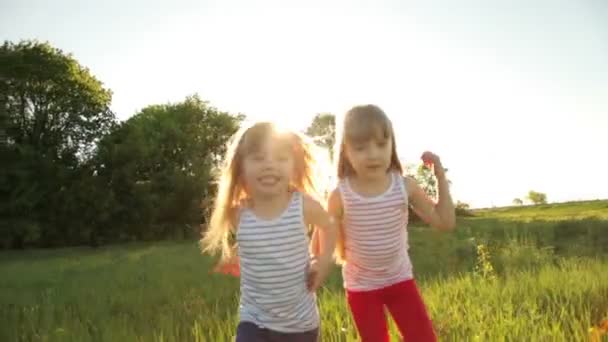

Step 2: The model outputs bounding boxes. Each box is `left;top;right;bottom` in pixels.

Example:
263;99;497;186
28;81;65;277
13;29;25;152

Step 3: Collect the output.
1;201;607;341
473;200;608;221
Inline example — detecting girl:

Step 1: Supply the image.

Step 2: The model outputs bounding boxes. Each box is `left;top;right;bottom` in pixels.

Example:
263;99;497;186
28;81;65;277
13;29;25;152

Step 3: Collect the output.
201;122;337;342
327;105;455;342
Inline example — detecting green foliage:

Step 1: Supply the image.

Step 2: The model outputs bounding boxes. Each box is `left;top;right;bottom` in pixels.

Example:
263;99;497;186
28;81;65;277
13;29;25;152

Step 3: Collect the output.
0;40;243;248
0;40;115;248
408;163;452;199
473;200;608;221
4;202;607;340
305;113;335;157
93;95;243;242
455;200;473;216
473;242;497;280
1;213;607;341
0;40;115;160
527;190;548;205
416;164;438;198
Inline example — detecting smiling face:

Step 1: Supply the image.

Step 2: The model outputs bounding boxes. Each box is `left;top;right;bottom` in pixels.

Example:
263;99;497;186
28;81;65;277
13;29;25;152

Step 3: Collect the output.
240;132;295;199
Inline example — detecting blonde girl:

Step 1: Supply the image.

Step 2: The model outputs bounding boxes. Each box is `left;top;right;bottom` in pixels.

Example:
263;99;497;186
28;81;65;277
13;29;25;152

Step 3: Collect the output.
201;122;337;342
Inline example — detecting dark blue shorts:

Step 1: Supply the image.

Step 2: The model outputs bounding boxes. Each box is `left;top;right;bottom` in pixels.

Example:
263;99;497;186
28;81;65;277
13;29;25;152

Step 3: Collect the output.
235;321;319;342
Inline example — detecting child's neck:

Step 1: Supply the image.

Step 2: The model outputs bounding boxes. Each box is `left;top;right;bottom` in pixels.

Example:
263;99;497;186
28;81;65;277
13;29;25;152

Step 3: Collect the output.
249;190;292;220
350;172;391;197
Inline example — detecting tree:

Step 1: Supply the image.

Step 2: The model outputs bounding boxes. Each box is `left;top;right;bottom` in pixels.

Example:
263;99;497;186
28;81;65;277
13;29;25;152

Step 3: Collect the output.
513;198;524;206
455;200;473;216
0;40;246;249
526;191;547;205
0;40;116;248
415;164;438;199
305;113;335;158
413;164;451;200
1;40;115;161
94;95;243;242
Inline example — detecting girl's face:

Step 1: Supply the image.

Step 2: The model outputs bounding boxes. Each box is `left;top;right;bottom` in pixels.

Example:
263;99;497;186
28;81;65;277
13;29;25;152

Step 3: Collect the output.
345;131;393;181
241;136;295;199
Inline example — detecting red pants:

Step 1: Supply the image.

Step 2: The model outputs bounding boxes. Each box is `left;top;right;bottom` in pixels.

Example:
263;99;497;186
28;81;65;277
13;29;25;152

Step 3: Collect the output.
346;279;437;342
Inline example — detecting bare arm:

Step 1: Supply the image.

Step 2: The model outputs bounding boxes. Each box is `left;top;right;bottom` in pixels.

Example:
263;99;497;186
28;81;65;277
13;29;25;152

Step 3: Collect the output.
304;195;338;264
326;189;346;263
310;225;320;257
406;165;455;231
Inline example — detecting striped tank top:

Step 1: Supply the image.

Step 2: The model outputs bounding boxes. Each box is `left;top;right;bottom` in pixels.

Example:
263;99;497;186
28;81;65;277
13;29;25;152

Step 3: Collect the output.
236;192;319;332
339;172;414;291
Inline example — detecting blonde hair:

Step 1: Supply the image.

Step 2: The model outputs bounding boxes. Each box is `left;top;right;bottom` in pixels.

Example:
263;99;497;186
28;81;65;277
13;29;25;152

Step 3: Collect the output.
333;105;403;263
200;122;328;263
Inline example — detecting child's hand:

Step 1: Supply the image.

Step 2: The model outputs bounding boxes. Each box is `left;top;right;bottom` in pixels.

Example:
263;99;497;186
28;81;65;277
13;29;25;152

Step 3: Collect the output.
211;257;240;277
421;151;445;177
307;256;331;292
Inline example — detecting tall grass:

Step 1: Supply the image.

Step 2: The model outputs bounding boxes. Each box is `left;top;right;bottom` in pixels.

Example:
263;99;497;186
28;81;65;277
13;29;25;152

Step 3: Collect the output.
1;201;607;341
1;242;606;341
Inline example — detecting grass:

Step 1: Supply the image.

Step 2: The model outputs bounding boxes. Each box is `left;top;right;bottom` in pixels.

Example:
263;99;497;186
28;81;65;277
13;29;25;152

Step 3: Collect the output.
473;200;608;221
1;200;607;341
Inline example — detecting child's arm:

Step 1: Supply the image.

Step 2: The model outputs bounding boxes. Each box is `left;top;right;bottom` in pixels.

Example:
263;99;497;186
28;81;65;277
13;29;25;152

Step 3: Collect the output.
303;195;338;291
406;152;456;231
309;226;320;257
326;189;346;264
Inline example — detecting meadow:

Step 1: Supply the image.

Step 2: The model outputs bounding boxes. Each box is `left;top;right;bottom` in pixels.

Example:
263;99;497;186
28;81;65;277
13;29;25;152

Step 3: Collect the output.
1;200;607;341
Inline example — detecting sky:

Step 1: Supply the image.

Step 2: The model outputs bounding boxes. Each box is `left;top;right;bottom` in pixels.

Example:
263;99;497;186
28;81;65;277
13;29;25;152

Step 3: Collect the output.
2;0;607;208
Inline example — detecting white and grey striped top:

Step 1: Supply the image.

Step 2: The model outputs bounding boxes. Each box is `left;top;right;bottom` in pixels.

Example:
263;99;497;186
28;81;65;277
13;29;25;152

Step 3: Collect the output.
236;192;319;332
339;172;414;291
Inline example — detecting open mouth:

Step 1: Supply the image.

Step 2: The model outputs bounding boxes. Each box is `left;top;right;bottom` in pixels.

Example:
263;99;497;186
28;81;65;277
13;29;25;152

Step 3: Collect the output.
258;175;281;186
